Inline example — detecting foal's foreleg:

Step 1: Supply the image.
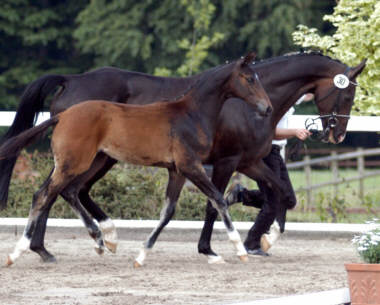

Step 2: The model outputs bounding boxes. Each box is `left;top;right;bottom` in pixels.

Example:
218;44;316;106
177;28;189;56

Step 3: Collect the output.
134;170;186;267
180;162;247;262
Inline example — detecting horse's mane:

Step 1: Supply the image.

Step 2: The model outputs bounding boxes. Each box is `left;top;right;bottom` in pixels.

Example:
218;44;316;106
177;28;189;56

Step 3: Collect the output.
253;50;345;67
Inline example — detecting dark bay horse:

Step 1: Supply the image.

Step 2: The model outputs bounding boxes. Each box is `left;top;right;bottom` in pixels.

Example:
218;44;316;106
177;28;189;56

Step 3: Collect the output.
0;53;272;266
1;52;366;264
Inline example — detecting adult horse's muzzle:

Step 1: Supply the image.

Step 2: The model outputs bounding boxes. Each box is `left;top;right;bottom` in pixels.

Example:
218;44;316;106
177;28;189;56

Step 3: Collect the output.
305;113;349;144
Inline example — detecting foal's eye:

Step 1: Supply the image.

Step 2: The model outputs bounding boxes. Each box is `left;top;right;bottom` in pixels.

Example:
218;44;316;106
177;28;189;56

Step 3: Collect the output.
247;77;255;84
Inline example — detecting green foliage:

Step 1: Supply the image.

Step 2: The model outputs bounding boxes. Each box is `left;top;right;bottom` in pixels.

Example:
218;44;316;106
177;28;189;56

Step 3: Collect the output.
0;0;90;110
154;0;224;76
352;219;380;264
315;192;348;223
1;1;334;109
292;0;380;115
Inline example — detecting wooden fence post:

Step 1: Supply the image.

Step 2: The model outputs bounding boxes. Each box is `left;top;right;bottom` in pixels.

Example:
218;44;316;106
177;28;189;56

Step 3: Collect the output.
331;151;338;198
304;155;312;210
357;147;364;202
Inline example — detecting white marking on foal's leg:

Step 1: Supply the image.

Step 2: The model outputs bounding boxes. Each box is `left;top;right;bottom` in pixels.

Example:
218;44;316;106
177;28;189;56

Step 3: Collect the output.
227;229;248;261
7;235;31;266
99;218;118;253
134;247;150;268
261;220;281;252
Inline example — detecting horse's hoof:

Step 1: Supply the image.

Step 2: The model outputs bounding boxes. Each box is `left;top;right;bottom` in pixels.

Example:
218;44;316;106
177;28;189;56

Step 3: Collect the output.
133;260;143;268
239;255;249;262
5;255;13;267
94;246;104;256
41;256;57;264
260;235;271;252
207;255;225;264
105;241;117;253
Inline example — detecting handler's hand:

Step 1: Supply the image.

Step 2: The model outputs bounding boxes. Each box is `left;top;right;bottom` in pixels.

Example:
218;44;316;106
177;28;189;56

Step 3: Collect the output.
295;129;311;141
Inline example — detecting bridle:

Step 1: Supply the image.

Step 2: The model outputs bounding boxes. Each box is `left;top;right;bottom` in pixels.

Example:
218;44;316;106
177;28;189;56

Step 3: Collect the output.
305;66;358;141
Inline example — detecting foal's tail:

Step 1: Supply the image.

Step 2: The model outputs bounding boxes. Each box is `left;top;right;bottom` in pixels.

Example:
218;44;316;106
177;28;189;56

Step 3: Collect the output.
0;117;59;160
0;74;66;210
0;117;59;206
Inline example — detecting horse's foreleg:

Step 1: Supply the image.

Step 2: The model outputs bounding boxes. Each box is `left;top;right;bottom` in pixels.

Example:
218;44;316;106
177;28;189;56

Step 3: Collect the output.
134;169;186;267
198;158;239;264
180;161;247;262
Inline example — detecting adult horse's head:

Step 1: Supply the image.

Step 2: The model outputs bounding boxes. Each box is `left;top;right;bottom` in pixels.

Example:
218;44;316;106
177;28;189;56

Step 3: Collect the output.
228;52;272;117
313;58;367;144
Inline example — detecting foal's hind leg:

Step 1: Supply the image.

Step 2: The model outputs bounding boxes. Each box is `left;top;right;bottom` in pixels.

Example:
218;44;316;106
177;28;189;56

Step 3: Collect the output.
179;160;247;262
76;154;118;253
134;169;186;267
6;168;71;266
60;187;106;255
62;153;118;253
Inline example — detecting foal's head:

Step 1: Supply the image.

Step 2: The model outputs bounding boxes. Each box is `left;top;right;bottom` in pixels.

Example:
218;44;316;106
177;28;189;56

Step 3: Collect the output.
228;52;272;117
313;58;366;143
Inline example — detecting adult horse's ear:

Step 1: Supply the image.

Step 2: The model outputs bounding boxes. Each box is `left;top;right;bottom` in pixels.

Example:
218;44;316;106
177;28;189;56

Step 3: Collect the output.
242;52;256;66
349;58;367;79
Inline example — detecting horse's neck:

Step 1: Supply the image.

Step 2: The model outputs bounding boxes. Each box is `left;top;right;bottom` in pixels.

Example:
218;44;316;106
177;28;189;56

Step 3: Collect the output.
257;55;344;126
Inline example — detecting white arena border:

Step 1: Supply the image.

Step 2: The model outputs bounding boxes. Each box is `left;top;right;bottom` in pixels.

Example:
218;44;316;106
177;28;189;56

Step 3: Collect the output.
223;288;350;305
0;218;373;234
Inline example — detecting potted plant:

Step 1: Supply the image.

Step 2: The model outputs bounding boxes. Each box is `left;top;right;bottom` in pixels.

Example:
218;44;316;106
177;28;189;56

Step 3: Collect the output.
345;219;380;305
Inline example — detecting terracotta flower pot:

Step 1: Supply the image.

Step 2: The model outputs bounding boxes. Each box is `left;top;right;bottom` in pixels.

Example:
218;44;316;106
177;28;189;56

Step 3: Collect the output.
345;263;380;305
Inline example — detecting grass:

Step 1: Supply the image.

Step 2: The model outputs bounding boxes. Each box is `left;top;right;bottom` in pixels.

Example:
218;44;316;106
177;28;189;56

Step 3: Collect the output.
235;168;380;223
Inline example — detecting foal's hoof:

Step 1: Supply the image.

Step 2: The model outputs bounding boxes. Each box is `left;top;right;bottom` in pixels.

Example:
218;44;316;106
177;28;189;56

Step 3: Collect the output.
260;235;272;252
5;255;13;267
94;246;105;256
238;255;249;262
105;241;117;254
133;260;143;268
207;255;225;264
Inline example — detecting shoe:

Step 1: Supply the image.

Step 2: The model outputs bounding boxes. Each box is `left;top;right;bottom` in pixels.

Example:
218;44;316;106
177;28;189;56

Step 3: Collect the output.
246;247;270;257
225;183;244;206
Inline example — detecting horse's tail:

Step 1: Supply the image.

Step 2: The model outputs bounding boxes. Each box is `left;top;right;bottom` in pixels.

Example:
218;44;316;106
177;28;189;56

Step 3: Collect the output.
0;116;59;162
0;74;66;210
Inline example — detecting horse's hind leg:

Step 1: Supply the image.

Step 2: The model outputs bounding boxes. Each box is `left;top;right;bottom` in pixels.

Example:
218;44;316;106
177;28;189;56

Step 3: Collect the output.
6;168;71;266
134;169;186;267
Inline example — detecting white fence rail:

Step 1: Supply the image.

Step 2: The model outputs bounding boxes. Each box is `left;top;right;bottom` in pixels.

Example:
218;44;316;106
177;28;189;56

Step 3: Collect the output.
287;147;380;206
1;112;380;131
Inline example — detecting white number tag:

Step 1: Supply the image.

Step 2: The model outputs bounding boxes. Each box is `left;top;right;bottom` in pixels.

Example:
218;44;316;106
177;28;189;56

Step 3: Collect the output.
333;74;349;89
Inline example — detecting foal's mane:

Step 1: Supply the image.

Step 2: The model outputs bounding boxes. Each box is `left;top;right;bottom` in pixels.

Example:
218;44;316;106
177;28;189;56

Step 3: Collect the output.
161;60;236;103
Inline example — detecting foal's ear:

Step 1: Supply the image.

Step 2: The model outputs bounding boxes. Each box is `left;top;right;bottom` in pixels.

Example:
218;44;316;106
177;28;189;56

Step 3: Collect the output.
241;52;256;66
349;58;367;79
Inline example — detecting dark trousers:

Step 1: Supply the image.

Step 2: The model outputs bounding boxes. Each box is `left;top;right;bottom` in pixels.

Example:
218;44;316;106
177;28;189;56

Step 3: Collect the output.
243;145;297;250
